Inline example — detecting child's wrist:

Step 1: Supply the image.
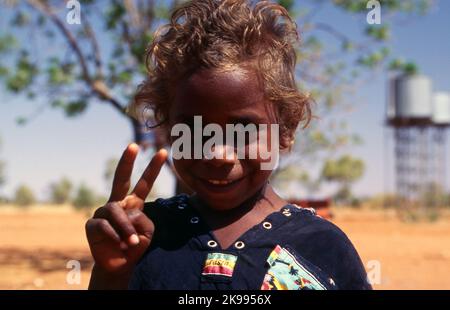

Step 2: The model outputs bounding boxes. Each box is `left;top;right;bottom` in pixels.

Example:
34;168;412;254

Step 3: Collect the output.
88;264;134;290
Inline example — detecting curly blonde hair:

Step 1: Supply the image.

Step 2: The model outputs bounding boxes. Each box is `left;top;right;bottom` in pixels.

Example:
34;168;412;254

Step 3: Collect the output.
130;0;312;148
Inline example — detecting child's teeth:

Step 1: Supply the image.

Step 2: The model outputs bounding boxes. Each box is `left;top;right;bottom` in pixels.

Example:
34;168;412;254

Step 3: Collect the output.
208;179;231;185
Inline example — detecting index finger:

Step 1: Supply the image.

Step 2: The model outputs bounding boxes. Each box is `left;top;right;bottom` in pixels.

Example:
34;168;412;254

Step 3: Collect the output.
108;143;140;202
131;149;168;200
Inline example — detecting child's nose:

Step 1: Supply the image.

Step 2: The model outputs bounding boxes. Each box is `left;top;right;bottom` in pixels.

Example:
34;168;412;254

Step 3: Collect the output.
203;144;237;167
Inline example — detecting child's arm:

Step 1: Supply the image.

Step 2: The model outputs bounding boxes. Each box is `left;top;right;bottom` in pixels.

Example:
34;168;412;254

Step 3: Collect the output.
85;144;167;290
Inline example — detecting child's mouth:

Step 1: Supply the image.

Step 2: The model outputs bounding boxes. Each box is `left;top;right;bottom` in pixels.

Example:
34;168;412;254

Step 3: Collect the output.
197;176;246;194
206;179;234;185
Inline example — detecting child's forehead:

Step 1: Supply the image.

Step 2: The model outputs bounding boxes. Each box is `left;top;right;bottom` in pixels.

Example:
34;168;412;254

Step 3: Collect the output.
178;66;263;101
184;66;258;91
170;66;274;122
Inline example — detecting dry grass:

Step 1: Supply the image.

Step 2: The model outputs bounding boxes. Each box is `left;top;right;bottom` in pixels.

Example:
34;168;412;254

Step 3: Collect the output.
0;204;449;290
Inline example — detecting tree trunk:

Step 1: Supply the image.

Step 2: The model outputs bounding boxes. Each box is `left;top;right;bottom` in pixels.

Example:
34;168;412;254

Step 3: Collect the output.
131;118;145;146
130;118;192;196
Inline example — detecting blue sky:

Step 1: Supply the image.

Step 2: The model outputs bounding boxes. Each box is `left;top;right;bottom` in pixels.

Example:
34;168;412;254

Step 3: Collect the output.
0;1;449;200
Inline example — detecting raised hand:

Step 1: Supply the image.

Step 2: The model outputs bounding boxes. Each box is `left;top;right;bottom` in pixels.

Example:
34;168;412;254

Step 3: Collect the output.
85;144;168;281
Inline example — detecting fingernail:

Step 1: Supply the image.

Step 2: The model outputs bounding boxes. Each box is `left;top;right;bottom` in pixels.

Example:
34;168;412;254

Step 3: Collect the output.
129;143;139;152
159;148;168;157
129;234;140;245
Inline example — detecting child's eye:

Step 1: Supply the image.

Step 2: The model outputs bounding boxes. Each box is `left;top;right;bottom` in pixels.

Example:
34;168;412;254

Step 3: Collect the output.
184;118;195;130
232;123;255;147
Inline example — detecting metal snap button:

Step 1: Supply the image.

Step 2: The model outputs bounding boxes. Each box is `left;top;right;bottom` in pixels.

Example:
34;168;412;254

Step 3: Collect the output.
190;216;199;224
178;203;187;210
262;221;272;229
207;240;218;248
234;241;245;249
282;209;292;217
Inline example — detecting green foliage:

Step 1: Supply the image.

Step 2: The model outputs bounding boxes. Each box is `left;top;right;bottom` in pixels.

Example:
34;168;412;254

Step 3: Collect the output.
357;47;390;68
333;0;369;12
365;25;390;41
388;59;419;75
0;0;433;198
278;0;295;11
0;34;16;53
0;0;160;127
105;1;126;30
11;11;30;27
14;184;36;207
49;177;73;204
49;99;89;117
322;155;365;183
321;155;365;203
64;100;88;117
421;182;448;208
130;32;154;61
72;184;97;209
403;62;419;75
47;60;75;86
6;52;38;93
333;0;431;13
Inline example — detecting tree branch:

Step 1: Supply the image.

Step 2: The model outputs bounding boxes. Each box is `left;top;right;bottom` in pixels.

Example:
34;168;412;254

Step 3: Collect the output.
310;22;351;47
124;0;142;29
27;0;128;117
27;0;91;83
83;17;103;79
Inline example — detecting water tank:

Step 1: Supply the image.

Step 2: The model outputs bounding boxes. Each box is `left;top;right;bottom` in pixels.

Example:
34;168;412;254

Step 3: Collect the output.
386;78;396;121
432;92;450;125
393;74;433;120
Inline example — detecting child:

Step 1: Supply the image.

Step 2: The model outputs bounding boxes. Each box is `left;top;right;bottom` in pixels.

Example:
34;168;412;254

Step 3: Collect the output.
86;0;371;290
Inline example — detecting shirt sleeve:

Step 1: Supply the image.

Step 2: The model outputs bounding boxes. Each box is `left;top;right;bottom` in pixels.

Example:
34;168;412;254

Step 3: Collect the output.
290;214;372;290
314;221;372;290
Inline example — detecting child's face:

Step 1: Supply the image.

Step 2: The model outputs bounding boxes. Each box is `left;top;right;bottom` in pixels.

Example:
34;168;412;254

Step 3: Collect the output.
168;66;277;211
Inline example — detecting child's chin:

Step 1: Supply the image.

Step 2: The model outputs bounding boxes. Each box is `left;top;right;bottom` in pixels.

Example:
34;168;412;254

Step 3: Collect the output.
200;195;246;211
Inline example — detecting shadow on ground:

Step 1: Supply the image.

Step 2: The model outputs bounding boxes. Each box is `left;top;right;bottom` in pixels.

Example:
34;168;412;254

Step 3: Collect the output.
0;247;92;273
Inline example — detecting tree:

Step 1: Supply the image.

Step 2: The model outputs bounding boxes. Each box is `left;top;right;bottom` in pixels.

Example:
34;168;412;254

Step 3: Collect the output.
0;0;179;147
421;182;448;208
49;177;73;204
0;0;433;195
72;183;96;209
321;155;365;204
270;0;431;196
14;184;36;207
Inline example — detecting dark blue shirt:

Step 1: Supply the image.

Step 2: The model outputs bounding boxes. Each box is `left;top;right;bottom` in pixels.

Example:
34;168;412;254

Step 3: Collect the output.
129;194;371;290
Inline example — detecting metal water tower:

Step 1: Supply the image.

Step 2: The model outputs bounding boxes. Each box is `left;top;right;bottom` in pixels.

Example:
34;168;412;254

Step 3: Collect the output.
431;92;450;206
387;74;450;207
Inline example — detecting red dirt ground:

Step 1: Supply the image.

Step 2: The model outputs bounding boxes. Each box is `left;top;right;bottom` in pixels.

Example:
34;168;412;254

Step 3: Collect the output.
0;205;449;290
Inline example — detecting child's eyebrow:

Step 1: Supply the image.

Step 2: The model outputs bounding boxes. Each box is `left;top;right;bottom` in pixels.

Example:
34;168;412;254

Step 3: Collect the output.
228;112;268;124
229;116;264;124
172;114;195;124
172;112;268;124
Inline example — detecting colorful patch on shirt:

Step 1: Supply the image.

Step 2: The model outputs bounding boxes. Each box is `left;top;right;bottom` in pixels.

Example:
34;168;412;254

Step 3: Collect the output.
261;245;327;290
202;253;238;278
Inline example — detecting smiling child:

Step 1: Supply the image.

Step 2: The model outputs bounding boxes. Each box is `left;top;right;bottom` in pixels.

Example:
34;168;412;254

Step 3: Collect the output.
85;0;371;290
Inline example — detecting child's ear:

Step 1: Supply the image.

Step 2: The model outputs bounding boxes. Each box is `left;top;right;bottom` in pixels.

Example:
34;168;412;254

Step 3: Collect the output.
279;133;295;152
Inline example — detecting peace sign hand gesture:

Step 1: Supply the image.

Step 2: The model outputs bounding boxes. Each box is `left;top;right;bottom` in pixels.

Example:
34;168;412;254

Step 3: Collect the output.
85;144;167;284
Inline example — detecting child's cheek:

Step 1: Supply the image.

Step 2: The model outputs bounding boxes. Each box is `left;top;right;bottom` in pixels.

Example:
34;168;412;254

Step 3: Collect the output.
242;129;279;171
172;158;193;181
